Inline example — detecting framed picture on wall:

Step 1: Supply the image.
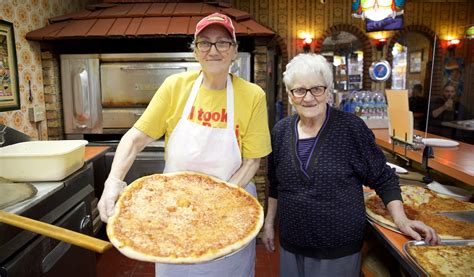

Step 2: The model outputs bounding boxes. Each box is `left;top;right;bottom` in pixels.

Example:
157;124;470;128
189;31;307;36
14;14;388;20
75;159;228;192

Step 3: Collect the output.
0;20;20;112
409;50;423;74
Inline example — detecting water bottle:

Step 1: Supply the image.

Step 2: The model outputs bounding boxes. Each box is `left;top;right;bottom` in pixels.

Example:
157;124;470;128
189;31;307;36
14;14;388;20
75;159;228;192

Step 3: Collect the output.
349;91;357;114
373;91;382;119
381;94;387;118
343;91;354;113
366;92;375;119
354;91;362;116
376;91;387;119
360;91;370;119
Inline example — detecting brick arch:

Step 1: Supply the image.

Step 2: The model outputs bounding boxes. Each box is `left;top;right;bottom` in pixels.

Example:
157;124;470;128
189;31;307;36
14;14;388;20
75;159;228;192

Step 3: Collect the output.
386;25;443;94
315;24;373;90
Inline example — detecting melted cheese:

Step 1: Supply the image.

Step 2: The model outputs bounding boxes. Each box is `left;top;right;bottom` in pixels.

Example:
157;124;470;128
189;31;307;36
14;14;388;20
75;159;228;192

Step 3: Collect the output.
408;245;474;276
401;185;433;206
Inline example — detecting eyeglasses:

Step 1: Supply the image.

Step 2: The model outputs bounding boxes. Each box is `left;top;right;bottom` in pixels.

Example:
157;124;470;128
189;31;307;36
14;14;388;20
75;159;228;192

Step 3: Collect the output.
195;40;235;52
290;86;327;98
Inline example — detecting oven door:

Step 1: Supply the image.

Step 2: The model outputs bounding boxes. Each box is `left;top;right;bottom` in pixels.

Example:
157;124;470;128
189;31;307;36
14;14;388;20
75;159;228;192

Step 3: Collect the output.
101;62;201;107
0;200;95;277
100;62;201;132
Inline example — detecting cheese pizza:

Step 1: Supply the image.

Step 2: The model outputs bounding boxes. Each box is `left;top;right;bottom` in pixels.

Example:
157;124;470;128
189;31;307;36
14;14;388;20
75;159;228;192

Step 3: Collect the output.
107;172;264;264
406;244;474;276
365;185;474;239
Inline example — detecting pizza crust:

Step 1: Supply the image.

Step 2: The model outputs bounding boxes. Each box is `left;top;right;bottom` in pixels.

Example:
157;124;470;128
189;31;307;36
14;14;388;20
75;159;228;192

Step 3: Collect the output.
366;205;399;230
108;233;252;264
107;171;264;264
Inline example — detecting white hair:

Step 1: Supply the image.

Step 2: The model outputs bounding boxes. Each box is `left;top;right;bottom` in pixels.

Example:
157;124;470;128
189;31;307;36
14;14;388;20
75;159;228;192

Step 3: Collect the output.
283;53;333;93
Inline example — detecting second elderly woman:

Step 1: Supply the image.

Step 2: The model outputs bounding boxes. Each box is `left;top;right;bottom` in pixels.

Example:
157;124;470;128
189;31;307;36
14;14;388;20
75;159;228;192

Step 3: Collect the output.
262;53;440;277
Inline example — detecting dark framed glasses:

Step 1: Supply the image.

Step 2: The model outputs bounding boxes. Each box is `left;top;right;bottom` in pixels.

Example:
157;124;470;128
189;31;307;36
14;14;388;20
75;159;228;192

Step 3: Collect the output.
290;86;327;98
195;40;235;52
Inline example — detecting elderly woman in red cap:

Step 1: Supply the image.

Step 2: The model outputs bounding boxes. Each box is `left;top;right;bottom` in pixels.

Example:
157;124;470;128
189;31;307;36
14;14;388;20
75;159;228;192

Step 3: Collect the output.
98;13;271;276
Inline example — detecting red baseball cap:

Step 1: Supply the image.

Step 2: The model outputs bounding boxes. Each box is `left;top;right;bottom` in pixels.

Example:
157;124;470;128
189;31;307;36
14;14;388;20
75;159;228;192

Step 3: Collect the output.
195;13;236;41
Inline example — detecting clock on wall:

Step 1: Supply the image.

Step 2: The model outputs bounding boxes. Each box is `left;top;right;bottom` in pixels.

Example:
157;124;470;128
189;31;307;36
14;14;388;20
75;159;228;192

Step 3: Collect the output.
369;60;391;82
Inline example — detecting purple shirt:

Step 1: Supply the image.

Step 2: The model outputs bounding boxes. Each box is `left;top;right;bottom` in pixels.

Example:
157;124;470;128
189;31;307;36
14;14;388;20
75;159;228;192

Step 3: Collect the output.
295;106;331;176
297;137;317;169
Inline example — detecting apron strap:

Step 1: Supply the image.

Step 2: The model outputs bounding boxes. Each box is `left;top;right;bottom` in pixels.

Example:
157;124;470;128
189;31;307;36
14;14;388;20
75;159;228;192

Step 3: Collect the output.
225;75;234;128
181;73;234;129
181;73;203;121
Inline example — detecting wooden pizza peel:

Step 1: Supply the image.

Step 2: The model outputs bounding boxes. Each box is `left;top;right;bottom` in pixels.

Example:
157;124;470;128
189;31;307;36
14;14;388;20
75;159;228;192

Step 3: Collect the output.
0;210;112;253
0;178;112;253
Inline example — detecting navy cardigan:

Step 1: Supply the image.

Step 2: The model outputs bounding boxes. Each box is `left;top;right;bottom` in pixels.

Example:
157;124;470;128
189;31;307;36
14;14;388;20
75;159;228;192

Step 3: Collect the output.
268;107;402;259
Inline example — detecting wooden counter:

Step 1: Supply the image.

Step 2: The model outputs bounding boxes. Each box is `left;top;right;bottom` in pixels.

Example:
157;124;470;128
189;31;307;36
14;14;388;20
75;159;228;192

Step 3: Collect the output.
372;129;474;186
84;146;110;163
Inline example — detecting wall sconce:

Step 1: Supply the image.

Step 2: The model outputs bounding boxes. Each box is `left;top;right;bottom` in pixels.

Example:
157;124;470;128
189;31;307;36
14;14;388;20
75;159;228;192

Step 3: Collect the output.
447;39;460;49
375;38;387;51
445;38;461;55
303;36;313;53
299;32;314;53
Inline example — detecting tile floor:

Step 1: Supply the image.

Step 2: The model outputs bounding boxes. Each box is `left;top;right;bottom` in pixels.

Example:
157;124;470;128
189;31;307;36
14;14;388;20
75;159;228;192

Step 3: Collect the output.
96;240;280;277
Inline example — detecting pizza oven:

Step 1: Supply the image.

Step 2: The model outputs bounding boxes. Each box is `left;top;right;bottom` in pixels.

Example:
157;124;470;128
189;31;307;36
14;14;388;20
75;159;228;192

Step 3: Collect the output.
60;53;250;137
60;52;251;183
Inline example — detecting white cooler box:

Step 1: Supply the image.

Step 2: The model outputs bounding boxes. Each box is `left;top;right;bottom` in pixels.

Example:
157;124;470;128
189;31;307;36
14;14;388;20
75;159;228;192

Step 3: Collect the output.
0;140;88;182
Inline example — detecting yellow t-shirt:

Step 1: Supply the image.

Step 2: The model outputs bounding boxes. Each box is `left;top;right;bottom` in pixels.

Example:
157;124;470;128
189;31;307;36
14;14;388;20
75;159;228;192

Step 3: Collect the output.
134;71;271;159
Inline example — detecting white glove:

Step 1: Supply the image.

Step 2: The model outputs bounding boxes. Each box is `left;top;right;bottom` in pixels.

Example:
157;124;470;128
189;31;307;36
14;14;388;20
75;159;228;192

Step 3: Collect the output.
98;176;127;223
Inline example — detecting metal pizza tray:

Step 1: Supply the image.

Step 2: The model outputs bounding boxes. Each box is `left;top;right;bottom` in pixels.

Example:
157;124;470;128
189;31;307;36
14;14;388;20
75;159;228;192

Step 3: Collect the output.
403;239;474;276
434;211;474;224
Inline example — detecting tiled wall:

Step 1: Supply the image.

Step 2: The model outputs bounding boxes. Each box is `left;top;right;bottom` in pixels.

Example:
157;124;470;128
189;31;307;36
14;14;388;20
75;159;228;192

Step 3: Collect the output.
0;0;94;139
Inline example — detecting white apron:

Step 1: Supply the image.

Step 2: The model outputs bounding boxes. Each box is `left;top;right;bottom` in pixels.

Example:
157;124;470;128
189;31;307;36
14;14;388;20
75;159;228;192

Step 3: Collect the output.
157;73;256;277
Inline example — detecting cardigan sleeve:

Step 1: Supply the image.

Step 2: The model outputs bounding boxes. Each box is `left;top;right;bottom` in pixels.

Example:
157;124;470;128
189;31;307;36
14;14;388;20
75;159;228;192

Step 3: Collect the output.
352;116;402;206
